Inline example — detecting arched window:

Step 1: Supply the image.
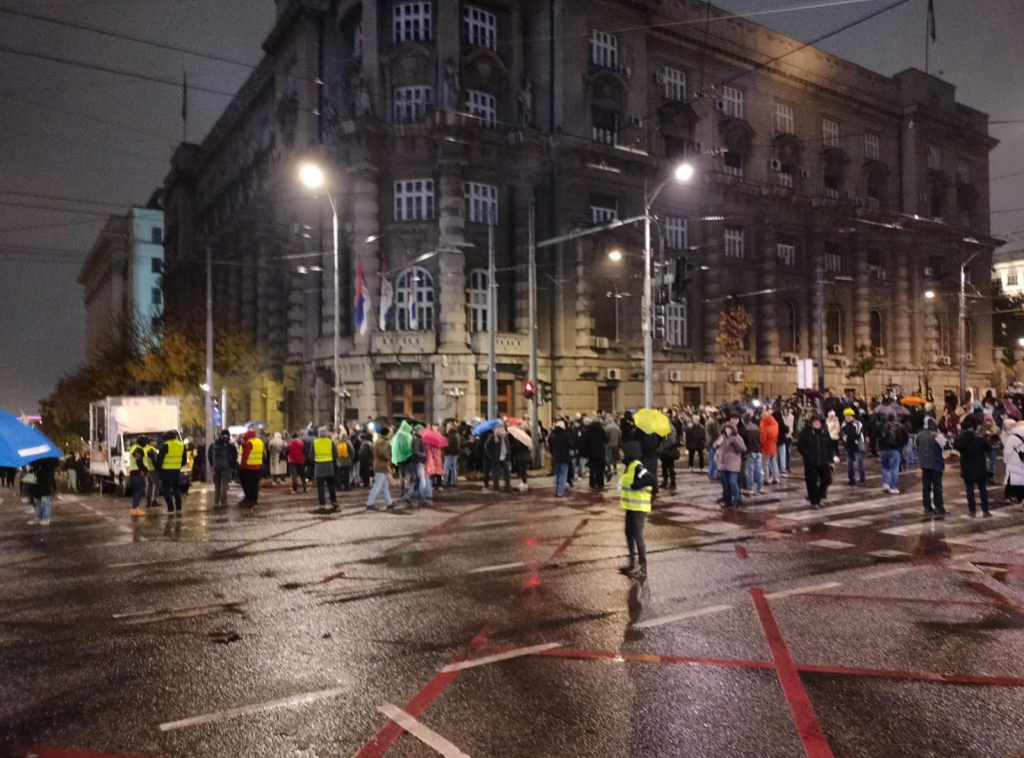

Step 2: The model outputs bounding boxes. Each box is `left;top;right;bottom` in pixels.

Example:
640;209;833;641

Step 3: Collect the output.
467;269;488;333
869;310;883;349
779;299;798;354
395;267;434;331
826;305;843;351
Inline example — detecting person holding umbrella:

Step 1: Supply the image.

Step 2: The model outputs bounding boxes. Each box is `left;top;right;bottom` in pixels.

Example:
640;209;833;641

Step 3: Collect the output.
508;425;533;491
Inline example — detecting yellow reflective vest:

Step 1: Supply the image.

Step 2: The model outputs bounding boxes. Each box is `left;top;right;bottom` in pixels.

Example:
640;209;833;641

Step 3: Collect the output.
245;437;265;467
314;437;334;463
144;445;158;470
129;444;146;473
161;439;184;470
620;460;652;513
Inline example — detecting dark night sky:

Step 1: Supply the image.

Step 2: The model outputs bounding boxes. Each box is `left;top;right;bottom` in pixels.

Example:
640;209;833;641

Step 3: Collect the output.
1;0;1022;414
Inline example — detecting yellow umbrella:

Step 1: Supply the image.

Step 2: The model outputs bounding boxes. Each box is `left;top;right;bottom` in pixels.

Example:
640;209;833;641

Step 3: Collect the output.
900;396;927;406
633;408;672;437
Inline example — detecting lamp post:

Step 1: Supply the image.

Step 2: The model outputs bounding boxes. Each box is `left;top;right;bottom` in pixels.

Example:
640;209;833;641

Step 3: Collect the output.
643;162;694;407
299;163;341;431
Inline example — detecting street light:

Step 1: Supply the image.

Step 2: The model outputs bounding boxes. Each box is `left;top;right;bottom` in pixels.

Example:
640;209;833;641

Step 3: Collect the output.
607;249;623;262
1018;337;1024;348
924;290;936;299
643;161;694;407
299;161;341;431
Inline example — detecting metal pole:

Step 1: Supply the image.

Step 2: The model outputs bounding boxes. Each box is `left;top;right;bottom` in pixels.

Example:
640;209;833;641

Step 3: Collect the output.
816;261;826;396
204;244;214;483
221;387;228;429
487;220;497;419
528;198;540;465
331;193;340;432
959;261;967;400
643;187;653;408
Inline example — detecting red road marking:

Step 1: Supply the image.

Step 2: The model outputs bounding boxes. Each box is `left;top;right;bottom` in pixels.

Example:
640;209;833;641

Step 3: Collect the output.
321;571;347;583
751;588;836;758
966;581;1024;613
535;647;775;670
14;749;168;758
735;545;749;560
796;663;1024;688
802;593;998;609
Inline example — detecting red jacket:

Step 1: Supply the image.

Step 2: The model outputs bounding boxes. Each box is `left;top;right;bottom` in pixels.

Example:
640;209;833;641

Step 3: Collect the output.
759;415;779;457
287;438;305;464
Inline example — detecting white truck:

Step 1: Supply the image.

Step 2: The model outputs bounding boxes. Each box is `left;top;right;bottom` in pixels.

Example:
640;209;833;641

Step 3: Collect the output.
88;396;191;496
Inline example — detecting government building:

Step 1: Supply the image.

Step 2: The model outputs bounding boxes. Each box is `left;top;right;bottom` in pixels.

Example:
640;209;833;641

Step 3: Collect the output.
162;0;1002;429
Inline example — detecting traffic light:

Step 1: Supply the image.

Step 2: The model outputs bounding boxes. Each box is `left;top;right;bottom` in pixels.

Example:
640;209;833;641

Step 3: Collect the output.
524;381;535;400
538;381;552;407
653;303;667;341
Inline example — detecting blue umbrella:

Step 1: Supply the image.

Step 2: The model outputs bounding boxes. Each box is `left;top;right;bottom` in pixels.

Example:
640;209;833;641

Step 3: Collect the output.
473;419;501;436
0;410;61;468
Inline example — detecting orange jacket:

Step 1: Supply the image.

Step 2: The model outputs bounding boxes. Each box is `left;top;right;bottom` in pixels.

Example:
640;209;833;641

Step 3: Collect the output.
759;415;779;457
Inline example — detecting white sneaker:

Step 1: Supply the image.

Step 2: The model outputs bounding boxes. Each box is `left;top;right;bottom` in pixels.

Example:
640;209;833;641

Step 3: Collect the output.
890;489;899;495
881;485;891;493
26;519;38;525
40;519;51;526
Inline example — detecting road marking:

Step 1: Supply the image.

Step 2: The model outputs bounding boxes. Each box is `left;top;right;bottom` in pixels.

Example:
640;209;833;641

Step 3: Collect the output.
829;506;921;528
948;562;984;574
692;522;750;535
113;600;244;620
946;524;1024;546
809;539;855;550
778;493;919;522
160;685;348;731
882;519;960;536
441;643;561;672
859;566;918;581
377;703;474;758
632;603;733;630
867;550;911;559
667;514;707;523
766;582;843;599
467;561;528;574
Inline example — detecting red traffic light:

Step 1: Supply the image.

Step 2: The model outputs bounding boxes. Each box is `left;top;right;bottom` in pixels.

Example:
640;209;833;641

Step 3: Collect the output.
524;381;535;399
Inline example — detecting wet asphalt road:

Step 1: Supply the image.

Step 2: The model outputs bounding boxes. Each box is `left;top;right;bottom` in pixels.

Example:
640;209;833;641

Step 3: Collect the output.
3;459;1024;758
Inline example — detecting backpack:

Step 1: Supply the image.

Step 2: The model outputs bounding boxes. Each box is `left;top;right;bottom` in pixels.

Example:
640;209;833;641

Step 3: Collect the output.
880;421;900;450
336;441;349;459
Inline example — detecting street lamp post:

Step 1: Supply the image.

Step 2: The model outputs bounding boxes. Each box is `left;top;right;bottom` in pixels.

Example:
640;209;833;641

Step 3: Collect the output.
300;163;341;431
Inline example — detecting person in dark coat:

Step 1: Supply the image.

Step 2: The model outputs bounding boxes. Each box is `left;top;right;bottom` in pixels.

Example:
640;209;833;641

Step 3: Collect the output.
797;415;833;508
27;458;57;525
548;421;573;497
685;416;706;472
636;429;661;500
584;419;608;490
955;420;992;517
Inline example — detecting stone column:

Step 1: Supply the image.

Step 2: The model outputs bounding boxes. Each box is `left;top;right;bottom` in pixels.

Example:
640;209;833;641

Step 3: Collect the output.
853;241;871;353
575;238;594;353
758;225;780;364
703;219;725;363
346;161;380;418
437;163;469;352
807;236;824;364
894;249;912;369
922;262;937;365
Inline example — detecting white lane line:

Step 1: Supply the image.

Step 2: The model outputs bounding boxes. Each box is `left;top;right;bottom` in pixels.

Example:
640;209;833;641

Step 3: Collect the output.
777;493;919;522
948;562;985;574
957;510;1013;520
859;566;918;581
378;703;475;758
810;539;855;550
946;524;1024;546
467;561;528;574
125;606;239;626
441;643;562;672
160;686;348;731
667;515;706;524
113;599;244;619
766;582;843;599
882;519;961;536
692;522;750;535
632;603;733;630
867;549;911;559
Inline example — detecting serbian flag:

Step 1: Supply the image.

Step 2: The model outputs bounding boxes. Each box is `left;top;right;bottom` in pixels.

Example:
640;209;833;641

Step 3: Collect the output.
409;270;419;329
379;262;393;331
354;262;370;336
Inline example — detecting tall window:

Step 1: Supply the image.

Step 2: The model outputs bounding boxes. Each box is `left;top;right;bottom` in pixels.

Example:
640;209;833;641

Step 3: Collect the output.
824;172;841;199
724;226;745;259
151;258;163;274
468;269;488;333
822;118;840;148
394;179;435;221
464;182;498;225
591;105;618;145
394;2;432;42
776;238;796;267
463;5;497;50
777;163;795;189
589;194;618;225
724;150;743;177
824;242;842;274
589;30;618;68
151;287;162;307
719;86;743;119
395;267;434;331
393;86;432;123
662;67;686;101
775;103;794;134
666;301;688;347
466;90;497;127
957;159;971;184
665;216;688;250
927;144;942;170
779;299;798;353
827;306;843;350
870;310;883;349
151;227;163;244
868;249;885;280
864;132;880;160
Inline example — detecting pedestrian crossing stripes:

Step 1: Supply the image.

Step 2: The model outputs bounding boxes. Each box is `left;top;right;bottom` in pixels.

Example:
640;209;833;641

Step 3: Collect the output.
945;524;1024;546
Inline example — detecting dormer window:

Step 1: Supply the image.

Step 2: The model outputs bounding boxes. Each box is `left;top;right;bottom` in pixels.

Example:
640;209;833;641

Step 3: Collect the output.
590;30;618;69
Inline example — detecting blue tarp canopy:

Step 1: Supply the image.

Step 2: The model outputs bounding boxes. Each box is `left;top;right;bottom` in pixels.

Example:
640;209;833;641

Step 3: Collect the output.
0;410;61;468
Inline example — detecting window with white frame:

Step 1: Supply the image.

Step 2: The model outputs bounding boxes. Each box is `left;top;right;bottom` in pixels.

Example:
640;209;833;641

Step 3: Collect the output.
1008;274;1019;287
719;86;743;119
775;103;794;134
662;67;686;101
776;240;796;267
777;163;795;188
864;132;880;160
589;194;618;225
591;105;618;145
393;2;432;43
463;5;496;50
822;118;840;148
666;301;688;347
724;226;745;259
395;266;434;331
824;172;841;199
665;216;688;250
824;242;842;274
394;179;435;221
957;158;971;184
724;150;743;177
468;269;489;332
393;86;432;123
927;144;941;170
590;30;618;68
466;90;497;127
464;182;498;225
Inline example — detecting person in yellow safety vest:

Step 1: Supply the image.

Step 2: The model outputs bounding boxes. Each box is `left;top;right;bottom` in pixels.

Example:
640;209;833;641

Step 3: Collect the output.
307;426;339;509
144;442;161;508
156;431;185;515
619;441;656;578
128;436;150;517
238;429;265;507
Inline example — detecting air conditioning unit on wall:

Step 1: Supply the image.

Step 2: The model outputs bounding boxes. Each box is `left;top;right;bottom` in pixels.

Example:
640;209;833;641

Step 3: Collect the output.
830;344;844;355
606;368;622;381
730;370;745;383
619;65;632;78
873;347;886;357
592;336;610;350
769;158;782;171
654;70;667;85
939;356;952;366
782;354;799;366
668;370;683;383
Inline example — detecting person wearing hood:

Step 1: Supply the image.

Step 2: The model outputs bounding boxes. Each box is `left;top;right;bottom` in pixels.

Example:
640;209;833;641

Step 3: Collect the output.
916;416;947;517
759;412;780;485
268;431;287;484
1003;419;1024;505
797;415;832;509
826;410;841;459
549;420;573;497
238;429;264;507
714;423;746;508
391;420;414;495
618;441;656;578
207;429;237;508
685;415;706;473
367;425;394;510
288;432;307;493
840;408;866;485
877;412;908;495
955;419;992;517
584;418;608;490
335;430;353;491
307;426;339;509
